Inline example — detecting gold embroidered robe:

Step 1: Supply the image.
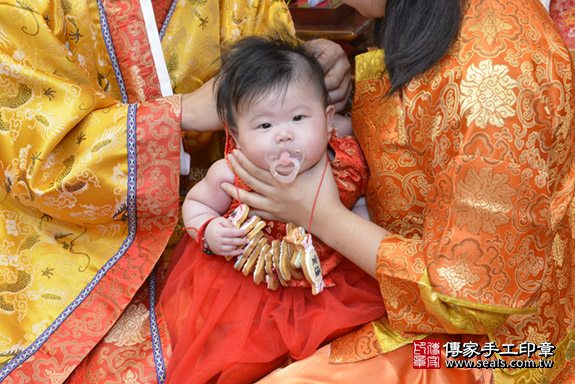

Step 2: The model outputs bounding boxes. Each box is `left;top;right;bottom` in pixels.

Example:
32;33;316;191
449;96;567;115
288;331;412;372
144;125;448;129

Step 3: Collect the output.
0;0;293;383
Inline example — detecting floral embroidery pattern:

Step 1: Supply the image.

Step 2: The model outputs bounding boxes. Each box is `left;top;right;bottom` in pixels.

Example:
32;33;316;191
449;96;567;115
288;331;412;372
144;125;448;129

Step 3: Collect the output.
104;303;149;347
460;59;517;129
379;279;405;310
466;3;519;56
523;325;551;346
468;7;513;46
436;259;481;291
551;0;575;49
453;166;515;235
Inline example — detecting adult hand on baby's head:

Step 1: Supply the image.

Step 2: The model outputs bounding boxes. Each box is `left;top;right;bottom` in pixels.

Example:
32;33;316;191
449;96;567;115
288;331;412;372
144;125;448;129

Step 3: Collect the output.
221;149;342;232
181;78;224;132
204;217;248;257
305;39;352;112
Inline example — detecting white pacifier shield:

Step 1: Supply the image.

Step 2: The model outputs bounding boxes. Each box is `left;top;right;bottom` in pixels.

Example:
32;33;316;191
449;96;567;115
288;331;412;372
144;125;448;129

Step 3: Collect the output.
265;144;305;183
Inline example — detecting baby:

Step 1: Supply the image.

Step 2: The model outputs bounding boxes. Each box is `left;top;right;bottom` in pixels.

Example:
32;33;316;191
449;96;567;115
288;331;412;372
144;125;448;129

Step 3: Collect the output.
182;36;335;258
162;34;385;384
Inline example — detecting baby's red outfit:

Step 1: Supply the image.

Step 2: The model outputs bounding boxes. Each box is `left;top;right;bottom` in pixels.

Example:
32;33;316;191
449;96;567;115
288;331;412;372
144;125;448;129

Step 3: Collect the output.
160;133;386;384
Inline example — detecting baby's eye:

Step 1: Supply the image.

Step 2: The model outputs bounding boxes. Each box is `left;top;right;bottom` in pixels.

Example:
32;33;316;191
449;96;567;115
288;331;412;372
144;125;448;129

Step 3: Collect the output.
293;115;305;122
258;123;272;129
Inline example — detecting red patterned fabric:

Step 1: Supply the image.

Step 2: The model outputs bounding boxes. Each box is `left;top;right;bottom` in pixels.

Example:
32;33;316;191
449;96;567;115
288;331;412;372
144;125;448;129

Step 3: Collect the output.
103;0;164;102
159;134;386;384
64;100;180;384
550;0;575;49
152;0;175;29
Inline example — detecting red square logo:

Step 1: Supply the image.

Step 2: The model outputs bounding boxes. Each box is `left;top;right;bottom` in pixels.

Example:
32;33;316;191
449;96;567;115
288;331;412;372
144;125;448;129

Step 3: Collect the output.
413;340;442;369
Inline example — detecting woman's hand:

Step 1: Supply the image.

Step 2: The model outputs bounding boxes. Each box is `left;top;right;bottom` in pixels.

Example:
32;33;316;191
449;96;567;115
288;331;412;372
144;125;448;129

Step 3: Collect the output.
305;39;352;112
181;78;223;132
222;149;387;277
221;150;343;231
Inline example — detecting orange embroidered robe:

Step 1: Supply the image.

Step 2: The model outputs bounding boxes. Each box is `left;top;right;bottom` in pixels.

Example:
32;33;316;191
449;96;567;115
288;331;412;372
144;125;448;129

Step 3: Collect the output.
0;0;293;383
330;0;575;382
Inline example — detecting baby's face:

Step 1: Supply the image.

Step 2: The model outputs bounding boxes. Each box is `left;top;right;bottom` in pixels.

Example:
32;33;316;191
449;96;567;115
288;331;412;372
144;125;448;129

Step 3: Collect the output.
233;81;335;176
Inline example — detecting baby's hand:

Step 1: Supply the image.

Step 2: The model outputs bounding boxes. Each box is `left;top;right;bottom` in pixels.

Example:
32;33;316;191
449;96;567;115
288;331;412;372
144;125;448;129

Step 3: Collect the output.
204;217;248;257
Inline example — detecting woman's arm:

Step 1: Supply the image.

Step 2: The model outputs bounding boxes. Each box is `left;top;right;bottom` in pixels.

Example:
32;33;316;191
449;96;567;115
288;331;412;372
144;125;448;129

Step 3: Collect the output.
311;200;386;278
181;78;223;133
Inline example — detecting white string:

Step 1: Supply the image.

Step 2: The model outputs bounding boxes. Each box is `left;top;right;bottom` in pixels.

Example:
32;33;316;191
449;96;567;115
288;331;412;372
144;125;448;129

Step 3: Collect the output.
139;0;191;175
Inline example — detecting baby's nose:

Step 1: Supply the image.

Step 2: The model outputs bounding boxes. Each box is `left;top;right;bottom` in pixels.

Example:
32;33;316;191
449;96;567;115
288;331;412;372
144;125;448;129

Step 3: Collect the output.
275;127;294;143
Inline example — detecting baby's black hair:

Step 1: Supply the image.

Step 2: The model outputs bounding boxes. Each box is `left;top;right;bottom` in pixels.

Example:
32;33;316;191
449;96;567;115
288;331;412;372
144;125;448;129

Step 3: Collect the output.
215;33;329;132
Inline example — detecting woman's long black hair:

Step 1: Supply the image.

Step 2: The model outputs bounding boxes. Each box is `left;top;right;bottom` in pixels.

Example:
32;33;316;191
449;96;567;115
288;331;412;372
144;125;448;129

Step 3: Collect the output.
375;0;463;95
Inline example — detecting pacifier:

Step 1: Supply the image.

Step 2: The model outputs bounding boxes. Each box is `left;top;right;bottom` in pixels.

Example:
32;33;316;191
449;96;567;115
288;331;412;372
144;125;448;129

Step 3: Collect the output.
265;144;305;184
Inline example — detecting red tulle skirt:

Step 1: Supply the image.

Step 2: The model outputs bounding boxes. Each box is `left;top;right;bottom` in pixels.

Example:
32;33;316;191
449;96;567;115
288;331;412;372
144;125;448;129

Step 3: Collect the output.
160;235;386;384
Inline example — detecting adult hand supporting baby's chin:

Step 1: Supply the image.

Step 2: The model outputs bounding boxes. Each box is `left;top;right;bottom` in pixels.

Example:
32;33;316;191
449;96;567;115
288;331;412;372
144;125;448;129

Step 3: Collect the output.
221;149;342;231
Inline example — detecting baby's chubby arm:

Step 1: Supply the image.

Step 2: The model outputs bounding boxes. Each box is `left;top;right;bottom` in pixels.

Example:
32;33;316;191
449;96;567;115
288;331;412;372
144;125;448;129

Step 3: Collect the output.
182;159;248;256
